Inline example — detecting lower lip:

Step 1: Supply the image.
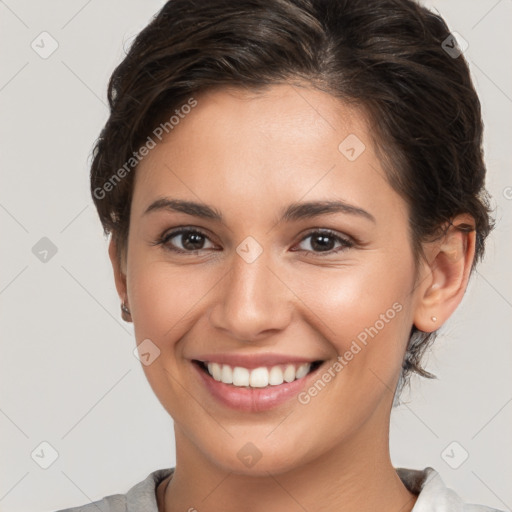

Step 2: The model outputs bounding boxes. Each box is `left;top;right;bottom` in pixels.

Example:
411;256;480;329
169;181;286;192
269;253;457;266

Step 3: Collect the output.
192;361;323;412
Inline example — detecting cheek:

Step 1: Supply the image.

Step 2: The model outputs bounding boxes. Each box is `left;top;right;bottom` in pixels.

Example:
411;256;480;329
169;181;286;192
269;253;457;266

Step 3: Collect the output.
126;257;219;414
127;257;216;347
292;256;414;384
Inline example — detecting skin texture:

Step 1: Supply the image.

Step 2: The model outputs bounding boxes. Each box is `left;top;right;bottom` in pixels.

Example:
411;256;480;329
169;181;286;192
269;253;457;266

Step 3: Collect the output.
109;83;476;512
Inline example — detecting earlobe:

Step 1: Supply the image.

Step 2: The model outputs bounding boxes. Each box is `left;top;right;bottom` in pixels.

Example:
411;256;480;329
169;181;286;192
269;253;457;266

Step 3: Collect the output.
108;237;129;313
413;214;476;333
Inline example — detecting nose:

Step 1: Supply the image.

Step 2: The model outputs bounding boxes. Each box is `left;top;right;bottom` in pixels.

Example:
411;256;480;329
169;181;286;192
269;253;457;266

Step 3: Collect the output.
208;249;293;342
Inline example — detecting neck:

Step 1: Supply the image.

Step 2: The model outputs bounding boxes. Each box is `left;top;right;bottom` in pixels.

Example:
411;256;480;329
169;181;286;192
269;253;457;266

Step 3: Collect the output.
160;404;417;512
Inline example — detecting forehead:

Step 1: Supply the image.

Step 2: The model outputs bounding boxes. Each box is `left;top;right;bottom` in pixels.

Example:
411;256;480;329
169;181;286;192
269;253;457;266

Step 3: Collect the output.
131;83;402;225
174;83;370;152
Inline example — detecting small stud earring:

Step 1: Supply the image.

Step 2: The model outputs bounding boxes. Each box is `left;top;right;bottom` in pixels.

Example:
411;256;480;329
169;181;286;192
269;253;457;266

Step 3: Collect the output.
121;302;131;321
431;316;437;322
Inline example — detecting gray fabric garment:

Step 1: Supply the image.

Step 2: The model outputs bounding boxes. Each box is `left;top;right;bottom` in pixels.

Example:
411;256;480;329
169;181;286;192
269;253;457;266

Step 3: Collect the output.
55;466;504;512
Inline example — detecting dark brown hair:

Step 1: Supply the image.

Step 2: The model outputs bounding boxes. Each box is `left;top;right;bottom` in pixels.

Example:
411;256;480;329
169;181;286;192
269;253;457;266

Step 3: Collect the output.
90;0;494;394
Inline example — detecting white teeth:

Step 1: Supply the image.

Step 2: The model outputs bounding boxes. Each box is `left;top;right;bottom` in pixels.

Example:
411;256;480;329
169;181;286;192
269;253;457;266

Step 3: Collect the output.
204;361;313;388
232;367;250;386
283;364;296;383
249;367;269;388
268;366;284;386
208;362;222;382
295;363;310;379
221;364;233;384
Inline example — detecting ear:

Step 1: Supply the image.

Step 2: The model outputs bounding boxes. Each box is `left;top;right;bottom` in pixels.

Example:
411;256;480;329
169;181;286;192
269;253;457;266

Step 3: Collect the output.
413;213;476;333
108;237;128;310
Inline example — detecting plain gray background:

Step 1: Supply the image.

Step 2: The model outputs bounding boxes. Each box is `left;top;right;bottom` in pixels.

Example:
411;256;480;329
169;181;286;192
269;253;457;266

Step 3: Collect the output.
0;1;511;511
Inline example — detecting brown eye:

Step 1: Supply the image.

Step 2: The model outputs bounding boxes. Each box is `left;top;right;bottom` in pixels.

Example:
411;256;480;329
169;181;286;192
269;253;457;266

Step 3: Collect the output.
160;228;216;253
294;230;353;255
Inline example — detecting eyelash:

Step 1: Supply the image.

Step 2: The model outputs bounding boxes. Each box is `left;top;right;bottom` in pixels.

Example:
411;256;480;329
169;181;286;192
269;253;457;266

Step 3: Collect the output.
153;227;355;256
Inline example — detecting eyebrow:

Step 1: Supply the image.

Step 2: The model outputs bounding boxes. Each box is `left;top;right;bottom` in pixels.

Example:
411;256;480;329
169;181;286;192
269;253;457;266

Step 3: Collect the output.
143;197;376;224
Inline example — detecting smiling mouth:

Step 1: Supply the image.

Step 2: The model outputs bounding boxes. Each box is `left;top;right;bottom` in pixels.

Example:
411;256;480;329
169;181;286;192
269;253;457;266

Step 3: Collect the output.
193;359;324;388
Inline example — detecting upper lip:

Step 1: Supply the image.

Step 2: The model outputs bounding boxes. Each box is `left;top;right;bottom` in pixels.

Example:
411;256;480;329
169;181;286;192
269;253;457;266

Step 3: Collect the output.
192;353;323;369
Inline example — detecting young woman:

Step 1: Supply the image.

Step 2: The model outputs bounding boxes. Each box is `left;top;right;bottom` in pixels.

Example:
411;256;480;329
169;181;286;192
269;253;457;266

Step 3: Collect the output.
58;0;500;510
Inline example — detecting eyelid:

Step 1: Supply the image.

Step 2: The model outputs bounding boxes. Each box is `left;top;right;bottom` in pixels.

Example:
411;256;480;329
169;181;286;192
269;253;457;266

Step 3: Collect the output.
297;227;353;242
155;226;217;252
292;228;354;253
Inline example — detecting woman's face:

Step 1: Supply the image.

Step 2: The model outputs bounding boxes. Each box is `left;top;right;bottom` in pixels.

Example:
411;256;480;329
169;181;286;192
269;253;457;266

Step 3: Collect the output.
117;84;427;474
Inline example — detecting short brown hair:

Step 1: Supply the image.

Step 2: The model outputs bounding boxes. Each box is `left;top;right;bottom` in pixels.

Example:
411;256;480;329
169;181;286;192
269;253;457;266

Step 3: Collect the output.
90;0;495;393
